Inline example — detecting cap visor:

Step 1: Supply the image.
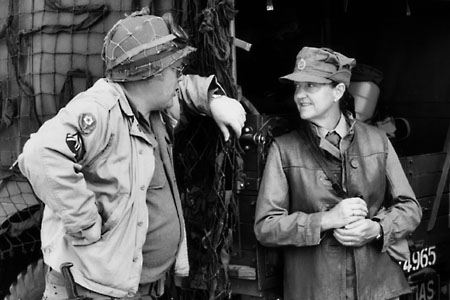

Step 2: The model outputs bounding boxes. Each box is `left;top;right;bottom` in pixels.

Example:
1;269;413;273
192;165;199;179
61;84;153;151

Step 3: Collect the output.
279;72;331;84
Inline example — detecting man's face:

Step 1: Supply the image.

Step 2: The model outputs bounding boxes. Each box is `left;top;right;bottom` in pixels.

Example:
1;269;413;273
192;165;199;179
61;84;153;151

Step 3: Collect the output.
148;60;184;111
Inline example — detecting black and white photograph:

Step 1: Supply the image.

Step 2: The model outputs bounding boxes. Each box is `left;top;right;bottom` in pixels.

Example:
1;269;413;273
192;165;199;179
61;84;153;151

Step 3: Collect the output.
0;1;449;300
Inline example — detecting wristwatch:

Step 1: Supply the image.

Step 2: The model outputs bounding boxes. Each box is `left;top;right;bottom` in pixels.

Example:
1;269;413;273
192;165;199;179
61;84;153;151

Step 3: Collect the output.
375;221;383;241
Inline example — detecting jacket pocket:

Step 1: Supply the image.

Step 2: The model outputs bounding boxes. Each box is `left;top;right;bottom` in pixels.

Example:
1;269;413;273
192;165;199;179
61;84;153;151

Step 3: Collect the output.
100;194;134;236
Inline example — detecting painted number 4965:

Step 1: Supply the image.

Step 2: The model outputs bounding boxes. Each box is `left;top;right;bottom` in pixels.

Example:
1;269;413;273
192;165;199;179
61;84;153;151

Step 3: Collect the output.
401;246;437;273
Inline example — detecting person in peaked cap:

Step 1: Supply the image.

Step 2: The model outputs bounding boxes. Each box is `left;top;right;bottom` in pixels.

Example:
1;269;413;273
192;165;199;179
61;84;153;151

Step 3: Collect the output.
18;8;246;300
254;46;421;300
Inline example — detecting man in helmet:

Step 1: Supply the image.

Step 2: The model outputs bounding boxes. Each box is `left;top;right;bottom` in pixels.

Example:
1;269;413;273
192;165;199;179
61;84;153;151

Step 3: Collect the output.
18;8;246;300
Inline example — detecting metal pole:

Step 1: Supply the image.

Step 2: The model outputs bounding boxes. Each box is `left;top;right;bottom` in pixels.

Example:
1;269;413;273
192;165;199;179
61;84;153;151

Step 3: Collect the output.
230;0;237;85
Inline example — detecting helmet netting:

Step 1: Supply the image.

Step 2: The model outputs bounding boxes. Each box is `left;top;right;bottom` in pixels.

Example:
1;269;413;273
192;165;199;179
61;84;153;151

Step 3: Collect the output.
103;16;172;68
101;13;194;81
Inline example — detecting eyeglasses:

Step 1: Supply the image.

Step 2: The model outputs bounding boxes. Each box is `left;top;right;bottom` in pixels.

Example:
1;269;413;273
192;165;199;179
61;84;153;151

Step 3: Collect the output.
171;63;186;78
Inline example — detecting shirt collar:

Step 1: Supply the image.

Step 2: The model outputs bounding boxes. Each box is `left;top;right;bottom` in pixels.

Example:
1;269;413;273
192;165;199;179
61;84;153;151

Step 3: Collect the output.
127;97;150;128
333;113;350;138
313;113;350;139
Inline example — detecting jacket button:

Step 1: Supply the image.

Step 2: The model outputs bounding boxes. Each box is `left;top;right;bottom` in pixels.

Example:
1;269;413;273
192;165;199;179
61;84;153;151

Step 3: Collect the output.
140;185;145;191
137;221;143;227
139;150;143;155
350;159;359;169
133;257;138;262
127;291;136;297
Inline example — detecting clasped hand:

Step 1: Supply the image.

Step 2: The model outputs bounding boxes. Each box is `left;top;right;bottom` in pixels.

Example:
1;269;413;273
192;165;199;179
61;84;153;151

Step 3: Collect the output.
324;197;379;247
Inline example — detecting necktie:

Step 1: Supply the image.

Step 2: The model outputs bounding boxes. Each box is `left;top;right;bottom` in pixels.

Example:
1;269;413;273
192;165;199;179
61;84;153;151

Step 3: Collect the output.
326;131;341;149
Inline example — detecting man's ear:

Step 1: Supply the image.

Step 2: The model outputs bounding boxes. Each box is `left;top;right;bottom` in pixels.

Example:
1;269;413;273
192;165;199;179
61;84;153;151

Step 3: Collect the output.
334;82;346;101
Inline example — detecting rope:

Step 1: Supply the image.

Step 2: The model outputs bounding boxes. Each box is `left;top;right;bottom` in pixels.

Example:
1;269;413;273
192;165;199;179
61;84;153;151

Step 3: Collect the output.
174;1;244;299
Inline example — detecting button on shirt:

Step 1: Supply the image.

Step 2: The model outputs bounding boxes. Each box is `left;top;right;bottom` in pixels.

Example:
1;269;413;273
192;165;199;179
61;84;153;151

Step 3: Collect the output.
130;108;182;285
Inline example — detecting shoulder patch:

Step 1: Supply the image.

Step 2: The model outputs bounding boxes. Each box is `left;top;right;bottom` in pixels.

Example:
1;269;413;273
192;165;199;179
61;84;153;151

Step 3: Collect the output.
78;113;97;135
66;132;85;161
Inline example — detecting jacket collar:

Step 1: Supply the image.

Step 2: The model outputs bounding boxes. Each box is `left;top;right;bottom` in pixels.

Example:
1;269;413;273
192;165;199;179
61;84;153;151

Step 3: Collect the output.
101;78;135;118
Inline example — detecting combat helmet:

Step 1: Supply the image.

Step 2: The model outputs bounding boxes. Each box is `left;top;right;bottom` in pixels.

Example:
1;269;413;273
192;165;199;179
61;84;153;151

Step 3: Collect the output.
102;7;195;82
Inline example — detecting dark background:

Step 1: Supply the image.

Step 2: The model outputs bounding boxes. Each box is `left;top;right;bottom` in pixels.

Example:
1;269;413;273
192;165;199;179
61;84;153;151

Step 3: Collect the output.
235;0;450;156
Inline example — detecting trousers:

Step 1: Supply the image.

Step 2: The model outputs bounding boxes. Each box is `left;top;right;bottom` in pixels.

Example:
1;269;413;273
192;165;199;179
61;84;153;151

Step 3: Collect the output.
42;267;165;300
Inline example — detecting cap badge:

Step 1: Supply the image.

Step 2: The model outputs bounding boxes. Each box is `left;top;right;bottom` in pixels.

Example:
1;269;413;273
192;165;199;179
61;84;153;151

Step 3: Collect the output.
297;58;306;71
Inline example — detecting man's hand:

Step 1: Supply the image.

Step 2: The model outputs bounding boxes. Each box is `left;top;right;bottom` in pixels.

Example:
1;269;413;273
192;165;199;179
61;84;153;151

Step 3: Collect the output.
210;95;246;141
69;214;102;246
333;219;381;247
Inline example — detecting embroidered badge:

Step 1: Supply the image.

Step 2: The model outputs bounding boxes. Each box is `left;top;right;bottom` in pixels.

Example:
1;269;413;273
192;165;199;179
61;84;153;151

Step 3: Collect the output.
78;113;96;135
297;58;306;71
66;132;85;161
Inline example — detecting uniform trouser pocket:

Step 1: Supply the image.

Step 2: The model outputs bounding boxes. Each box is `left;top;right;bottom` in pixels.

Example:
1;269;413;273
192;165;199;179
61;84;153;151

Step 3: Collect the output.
43;267;109;300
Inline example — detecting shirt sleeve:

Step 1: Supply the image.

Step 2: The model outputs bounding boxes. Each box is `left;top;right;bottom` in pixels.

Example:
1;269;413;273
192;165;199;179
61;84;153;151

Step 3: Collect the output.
18;97;111;235
373;139;423;252
176;74;222;117
254;141;324;247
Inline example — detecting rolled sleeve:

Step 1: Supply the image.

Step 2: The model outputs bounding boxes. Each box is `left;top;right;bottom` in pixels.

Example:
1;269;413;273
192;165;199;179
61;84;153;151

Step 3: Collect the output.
177;74;221;116
374;140;422;252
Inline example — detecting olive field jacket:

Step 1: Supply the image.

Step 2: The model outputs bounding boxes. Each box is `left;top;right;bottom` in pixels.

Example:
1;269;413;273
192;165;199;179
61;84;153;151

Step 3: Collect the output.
18;75;217;297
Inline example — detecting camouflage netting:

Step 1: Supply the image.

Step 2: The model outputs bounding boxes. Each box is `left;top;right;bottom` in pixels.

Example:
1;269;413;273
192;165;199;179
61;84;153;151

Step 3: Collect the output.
0;0;243;299
0;0;152;169
0;169;42;259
